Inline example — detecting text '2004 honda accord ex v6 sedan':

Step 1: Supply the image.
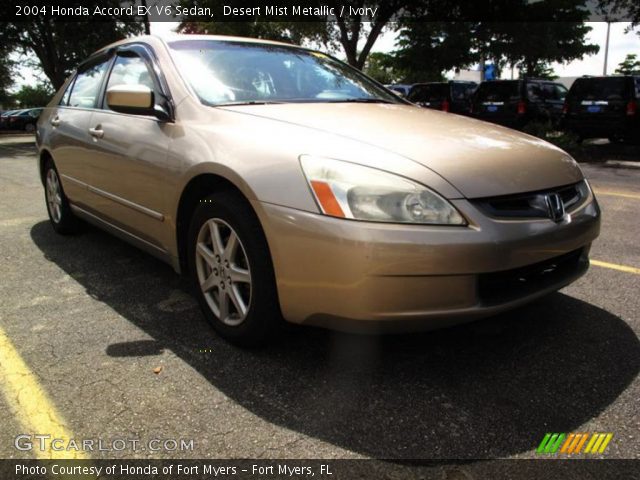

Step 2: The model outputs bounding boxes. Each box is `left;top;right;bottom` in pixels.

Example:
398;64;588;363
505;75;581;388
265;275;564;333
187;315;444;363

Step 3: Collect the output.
36;35;601;345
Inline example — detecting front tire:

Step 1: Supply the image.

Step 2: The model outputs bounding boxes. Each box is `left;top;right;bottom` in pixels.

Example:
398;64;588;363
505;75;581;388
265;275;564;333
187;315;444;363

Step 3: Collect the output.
187;191;281;346
44;159;81;234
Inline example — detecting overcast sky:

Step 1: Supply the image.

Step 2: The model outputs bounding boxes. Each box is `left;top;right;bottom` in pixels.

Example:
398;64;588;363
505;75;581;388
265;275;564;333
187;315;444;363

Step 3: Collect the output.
13;21;640;89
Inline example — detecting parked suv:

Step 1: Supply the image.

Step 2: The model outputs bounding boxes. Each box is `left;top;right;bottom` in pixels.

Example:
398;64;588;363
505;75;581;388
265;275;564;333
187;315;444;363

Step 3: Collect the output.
471;79;568;129
407;81;477;115
562;75;639;143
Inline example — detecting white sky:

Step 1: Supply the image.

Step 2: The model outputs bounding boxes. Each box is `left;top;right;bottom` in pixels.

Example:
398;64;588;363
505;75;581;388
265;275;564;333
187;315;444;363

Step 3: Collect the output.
12;21;640;90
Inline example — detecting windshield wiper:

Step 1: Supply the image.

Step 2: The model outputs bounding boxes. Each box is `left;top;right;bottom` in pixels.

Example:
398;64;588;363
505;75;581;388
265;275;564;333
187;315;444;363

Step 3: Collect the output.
325;98;395;104
214;100;287;107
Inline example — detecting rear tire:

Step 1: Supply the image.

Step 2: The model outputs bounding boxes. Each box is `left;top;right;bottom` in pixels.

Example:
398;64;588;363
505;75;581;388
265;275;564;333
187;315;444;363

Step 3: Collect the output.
44;159;81;235
187;191;281;347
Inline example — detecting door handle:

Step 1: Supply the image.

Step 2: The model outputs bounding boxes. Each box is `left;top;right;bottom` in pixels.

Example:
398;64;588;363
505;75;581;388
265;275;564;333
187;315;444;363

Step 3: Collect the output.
88;127;104;139
50;116;61;127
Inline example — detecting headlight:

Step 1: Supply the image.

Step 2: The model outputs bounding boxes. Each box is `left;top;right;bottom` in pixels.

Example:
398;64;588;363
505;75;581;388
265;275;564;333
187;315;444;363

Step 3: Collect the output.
299;155;466;225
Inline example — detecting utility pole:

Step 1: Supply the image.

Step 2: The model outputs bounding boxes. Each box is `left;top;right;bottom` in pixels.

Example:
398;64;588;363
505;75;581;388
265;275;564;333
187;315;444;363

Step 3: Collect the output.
603;21;611;75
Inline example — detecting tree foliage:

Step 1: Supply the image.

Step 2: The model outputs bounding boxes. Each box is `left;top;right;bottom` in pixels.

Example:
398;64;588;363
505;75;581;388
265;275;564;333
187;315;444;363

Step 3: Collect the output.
597;0;640;32
388;2;598;81
13;83;55;108
363;52;398;84
0;48;15;106
614;53;640;74
1;1;143;90
176;0;407;69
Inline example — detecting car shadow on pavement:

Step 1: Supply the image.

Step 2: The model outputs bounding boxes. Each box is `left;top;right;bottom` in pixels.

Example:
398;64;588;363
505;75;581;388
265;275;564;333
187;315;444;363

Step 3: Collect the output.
31;220;640;460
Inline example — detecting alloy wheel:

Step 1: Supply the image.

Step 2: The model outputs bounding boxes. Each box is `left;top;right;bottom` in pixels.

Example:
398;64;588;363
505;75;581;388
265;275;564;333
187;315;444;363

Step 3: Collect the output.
46;168;62;224
195;218;252;326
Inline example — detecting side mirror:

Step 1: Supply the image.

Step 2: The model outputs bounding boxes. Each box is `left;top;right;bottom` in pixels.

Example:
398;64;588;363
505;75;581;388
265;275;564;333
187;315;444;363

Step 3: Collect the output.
106;85;171;121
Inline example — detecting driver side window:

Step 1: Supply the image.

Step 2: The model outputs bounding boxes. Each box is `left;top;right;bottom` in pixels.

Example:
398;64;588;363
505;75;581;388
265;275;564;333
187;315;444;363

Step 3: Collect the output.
103;54;156;110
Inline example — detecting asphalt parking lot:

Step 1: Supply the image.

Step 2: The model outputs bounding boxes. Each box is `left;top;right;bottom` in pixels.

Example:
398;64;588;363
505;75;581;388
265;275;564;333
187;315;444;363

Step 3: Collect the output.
0;135;638;465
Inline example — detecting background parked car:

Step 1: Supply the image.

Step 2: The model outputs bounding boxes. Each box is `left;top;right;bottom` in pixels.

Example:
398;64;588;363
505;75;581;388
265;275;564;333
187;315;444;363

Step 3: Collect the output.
0;109;22;130
5;108;42;132
385;84;413;97
562;75;639;144
471;79;568;129
407;81;477;115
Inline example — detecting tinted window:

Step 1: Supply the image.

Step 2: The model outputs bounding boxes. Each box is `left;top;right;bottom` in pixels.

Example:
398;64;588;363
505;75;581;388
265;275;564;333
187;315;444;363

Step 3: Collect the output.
550;84;568;101
570;77;630;101
451;82;475;101
476;81;521;102
168;40;398;105
68;59;110;109
408;84;448;103
526;83;544;102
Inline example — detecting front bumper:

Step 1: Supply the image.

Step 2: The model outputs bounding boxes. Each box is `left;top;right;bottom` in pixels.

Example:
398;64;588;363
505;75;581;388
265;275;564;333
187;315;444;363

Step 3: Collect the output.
253;192;600;333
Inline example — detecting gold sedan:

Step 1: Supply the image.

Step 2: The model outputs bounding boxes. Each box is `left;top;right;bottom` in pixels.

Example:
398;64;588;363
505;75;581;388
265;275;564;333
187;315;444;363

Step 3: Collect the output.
37;35;600;345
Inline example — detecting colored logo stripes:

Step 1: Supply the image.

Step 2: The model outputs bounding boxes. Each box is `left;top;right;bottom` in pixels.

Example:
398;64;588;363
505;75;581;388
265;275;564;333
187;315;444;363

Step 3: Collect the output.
537;432;613;455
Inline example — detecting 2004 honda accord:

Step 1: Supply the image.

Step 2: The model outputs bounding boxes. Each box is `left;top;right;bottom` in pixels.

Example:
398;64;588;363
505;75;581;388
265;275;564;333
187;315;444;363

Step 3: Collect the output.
37;35;600;345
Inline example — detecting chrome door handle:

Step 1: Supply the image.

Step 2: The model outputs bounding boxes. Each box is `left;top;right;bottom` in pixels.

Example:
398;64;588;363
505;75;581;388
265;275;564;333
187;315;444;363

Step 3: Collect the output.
88;127;104;139
50;116;60;127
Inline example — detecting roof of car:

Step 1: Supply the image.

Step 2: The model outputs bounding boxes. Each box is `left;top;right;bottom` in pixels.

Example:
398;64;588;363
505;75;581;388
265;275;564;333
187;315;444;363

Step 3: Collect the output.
96;34;298;56
574;75;637;80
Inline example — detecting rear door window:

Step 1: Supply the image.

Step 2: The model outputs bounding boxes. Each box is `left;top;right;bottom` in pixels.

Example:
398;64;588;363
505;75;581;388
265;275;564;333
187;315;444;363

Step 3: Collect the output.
451;83;475;100
476;81;520;103
540;83;568;101
68;59;111;109
571;77;630;101
526;83;544;102
408;84;448;103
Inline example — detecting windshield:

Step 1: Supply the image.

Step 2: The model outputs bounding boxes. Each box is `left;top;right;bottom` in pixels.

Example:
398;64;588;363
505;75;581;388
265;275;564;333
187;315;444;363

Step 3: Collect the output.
168;40;399;106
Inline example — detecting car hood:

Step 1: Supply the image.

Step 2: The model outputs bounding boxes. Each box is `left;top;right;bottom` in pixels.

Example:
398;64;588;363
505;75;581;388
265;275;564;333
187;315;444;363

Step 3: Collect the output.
221;103;583;198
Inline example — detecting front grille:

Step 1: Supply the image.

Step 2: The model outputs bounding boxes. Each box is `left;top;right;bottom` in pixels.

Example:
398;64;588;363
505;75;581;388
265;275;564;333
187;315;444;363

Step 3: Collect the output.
478;249;587;306
473;181;588;219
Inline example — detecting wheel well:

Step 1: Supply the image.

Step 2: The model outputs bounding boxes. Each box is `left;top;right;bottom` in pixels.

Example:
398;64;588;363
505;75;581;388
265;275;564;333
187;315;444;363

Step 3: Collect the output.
39;150;53;185
176;174;251;274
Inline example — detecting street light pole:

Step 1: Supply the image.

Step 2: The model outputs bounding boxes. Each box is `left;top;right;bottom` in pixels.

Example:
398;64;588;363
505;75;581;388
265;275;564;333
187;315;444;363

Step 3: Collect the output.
603;21;611;75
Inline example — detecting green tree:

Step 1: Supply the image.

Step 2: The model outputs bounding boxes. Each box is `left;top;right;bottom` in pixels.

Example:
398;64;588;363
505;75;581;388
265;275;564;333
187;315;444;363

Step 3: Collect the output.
390;22;482;83
176;0;409;69
614;53;640;74
14;84;55;108
597;0;640;34
1;1;143;90
0;48;15;106
496;22;598;78
363;52;398;84
386;0;599;82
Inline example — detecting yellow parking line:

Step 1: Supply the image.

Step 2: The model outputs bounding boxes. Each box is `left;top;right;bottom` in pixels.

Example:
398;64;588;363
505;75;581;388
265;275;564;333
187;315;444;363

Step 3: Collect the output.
591;259;640;275
593;189;640;200
0;326;86;459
